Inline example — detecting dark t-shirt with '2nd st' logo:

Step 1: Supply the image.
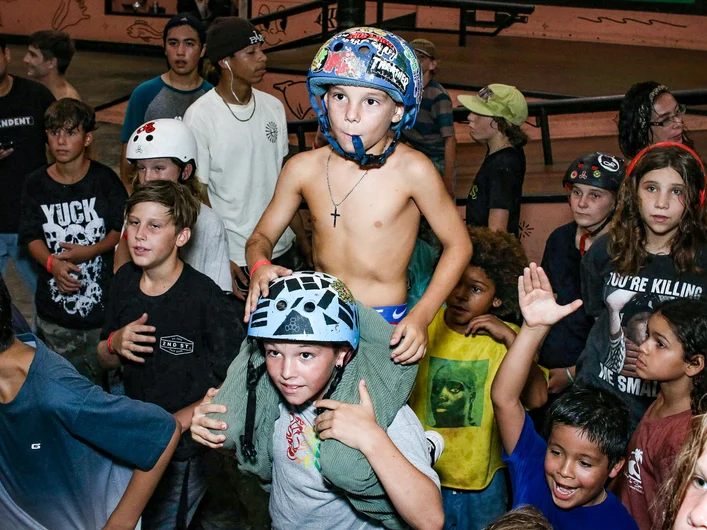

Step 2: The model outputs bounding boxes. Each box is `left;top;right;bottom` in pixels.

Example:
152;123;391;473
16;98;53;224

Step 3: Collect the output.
101;262;245;459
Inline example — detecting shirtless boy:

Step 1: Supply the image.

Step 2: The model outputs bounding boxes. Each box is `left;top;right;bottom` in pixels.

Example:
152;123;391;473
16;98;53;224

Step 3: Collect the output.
245;27;471;363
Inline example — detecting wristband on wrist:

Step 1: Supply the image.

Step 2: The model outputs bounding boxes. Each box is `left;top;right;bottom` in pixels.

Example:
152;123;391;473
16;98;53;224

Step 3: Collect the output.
46;254;55;274
107;331;117;354
249;259;271;277
566;367;575;384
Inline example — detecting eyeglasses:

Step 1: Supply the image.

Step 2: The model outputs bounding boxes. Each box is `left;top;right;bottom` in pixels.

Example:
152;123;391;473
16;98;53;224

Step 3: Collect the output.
650;104;687;127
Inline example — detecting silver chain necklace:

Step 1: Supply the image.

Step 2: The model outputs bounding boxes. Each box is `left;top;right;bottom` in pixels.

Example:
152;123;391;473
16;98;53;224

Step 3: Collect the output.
218;89;256;122
326;149;370;228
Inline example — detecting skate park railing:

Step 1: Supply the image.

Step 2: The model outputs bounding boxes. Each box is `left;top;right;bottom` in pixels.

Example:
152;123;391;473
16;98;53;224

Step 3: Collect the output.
288;87;707;166
250;0;534;53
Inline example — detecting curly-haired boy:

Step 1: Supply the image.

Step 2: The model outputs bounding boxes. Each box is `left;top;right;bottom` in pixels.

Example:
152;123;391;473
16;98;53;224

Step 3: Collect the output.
410;226;547;529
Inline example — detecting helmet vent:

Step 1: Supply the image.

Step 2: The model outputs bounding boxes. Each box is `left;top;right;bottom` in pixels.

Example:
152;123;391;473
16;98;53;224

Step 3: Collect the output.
276;300;287;311
146;135;154;141
333;42;344;52
359;45;370;55
304;301;316;313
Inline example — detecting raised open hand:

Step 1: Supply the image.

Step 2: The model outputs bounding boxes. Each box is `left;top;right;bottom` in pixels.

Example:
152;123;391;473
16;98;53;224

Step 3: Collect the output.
519;263;583;329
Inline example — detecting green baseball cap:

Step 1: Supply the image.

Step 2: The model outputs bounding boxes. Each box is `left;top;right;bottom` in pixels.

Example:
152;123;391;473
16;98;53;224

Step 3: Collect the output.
458;84;528;126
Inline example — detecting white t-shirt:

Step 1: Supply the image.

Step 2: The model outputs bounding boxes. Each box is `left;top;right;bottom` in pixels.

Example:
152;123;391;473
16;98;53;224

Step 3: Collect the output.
181;204;231;292
269;403;440;529
184;88;295;266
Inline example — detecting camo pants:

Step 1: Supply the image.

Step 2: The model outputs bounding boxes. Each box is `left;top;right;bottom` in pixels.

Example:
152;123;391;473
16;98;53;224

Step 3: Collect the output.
37;317;105;388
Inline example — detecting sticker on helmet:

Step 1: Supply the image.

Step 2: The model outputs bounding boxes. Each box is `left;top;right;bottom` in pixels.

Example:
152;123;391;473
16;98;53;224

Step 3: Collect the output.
570;170;578;179
598;154;620;172
311;46;329;73
367;55;410;94
275;311;314;336
137;122;155;134
579;170;587;179
332;279;354;304
342;30;397;59
320;49;366;79
593;170;602;178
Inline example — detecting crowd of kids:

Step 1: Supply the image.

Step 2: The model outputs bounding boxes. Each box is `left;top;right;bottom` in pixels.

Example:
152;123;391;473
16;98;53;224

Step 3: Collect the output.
1;14;706;530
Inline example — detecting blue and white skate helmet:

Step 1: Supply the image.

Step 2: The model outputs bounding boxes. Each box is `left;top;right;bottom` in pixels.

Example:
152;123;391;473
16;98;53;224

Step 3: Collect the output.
307;27;422;166
308;27;422;131
248;272;359;350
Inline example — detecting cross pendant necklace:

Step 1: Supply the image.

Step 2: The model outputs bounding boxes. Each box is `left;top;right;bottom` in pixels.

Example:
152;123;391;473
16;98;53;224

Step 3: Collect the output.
331;207;341;227
326;149;370;228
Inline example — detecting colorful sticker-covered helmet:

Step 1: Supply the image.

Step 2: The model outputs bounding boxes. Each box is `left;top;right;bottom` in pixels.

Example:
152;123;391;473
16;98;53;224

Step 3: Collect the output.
307;27;422;167
248;271;359;350
562;152;625;193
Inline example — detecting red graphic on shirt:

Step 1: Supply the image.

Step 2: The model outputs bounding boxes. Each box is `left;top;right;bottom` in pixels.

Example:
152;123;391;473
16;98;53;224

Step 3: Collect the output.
286;413;307;461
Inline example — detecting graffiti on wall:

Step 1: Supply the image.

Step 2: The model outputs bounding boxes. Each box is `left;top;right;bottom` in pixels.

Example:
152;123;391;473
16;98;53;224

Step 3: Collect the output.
274;80;315;120
126;19;163;42
315;6;336;29
577;15;687;28
52;0;90;31
257;4;288;46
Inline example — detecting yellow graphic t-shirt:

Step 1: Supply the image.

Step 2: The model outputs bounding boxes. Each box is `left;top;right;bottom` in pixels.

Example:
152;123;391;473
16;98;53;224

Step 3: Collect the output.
409;308;519;490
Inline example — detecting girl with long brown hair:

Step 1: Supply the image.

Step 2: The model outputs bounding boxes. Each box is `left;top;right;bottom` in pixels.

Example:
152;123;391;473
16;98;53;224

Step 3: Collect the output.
574;142;707;433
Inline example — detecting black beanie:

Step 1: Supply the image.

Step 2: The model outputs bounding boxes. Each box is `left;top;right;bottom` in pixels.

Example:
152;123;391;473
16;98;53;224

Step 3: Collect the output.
206;17;264;64
163;12;206;46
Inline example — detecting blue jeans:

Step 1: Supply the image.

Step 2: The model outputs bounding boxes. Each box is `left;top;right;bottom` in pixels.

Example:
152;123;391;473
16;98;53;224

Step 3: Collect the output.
142;452;215;530
442;469;508;530
0;233;38;295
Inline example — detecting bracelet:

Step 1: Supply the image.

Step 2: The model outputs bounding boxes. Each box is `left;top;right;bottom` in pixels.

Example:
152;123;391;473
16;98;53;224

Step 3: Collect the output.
107;331;117;354
566;367;575;384
249;259;271;277
46;254;55;274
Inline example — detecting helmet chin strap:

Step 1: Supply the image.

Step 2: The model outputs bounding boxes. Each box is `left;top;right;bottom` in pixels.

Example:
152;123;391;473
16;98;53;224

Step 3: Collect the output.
310;92;401;167
578;212;614;257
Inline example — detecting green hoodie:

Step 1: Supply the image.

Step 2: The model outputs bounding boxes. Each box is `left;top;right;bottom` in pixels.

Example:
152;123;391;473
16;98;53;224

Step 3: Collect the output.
210;302;418;528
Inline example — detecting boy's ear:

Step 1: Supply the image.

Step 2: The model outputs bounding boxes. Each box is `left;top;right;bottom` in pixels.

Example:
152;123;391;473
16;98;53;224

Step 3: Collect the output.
200;45;206;59
687;354;705;378
430;58;439;72
176;227;191;248
336;347;354;367
180;163;194;181
391;102;404;124
608;457;625;480
83;131;93;148
492;297;503;309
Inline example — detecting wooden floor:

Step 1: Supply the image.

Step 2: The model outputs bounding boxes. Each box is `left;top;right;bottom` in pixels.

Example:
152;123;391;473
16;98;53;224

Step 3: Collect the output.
267;31;707;97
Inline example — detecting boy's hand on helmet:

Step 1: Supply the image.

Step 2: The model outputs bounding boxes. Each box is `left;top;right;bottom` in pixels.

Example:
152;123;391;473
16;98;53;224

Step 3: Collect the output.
111;313;155;363
390;313;428;364
244;263;293;322
190;388;229;449
315;380;382;454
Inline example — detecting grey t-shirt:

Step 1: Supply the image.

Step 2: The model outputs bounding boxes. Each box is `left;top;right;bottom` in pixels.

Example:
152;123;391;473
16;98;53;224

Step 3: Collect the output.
269;403;440;529
181;205;231;292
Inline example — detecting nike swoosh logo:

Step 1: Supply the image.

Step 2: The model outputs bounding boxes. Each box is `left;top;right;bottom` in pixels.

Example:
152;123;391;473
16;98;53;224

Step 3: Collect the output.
392;308;406;320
